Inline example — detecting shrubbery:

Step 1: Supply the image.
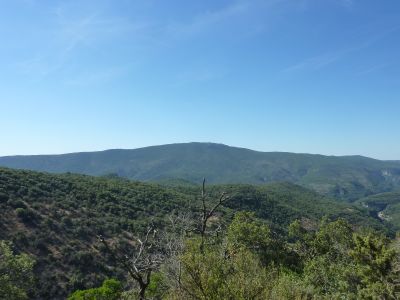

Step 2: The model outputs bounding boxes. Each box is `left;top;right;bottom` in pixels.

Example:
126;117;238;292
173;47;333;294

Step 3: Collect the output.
0;241;35;300
1;167;398;299
68;279;122;300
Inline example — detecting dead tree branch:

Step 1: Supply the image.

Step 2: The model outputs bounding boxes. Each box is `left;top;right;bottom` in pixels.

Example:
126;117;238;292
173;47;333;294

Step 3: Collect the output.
199;178;229;253
98;225;165;300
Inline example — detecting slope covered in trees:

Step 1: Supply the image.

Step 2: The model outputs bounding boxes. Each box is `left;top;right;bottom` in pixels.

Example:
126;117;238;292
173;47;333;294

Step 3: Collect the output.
0;167;391;299
357;192;400;231
1;143;400;201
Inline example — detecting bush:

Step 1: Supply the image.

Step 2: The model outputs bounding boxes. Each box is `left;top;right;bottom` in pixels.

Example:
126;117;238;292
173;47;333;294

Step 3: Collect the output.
68;279;122;300
0;192;8;203
0;240;35;300
15;208;36;223
9;199;27;209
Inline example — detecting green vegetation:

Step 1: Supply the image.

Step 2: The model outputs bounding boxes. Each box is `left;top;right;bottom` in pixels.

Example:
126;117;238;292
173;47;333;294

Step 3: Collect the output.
357;192;400;231
0;167;195;299
0;240;35;300
68;279;122;300
72;214;400;299
0;166;397;299
1;142;400;200
216;183;387;231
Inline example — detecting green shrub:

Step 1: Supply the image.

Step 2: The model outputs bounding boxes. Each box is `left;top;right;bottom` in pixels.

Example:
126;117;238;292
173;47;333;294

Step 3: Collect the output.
9;199;26;209
0;192;8;203
0;240;35;300
15;208;35;222
68;279;122;300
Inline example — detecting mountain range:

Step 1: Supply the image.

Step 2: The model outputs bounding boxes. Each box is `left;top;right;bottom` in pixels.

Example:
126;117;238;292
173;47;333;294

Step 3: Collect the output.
1;142;400;201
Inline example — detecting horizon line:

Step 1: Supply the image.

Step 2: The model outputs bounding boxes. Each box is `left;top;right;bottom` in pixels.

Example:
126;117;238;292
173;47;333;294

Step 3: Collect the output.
0;142;397;162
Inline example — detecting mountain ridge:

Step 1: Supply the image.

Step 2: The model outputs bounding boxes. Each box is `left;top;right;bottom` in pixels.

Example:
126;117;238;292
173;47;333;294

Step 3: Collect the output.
1;142;400;201
0;142;395;161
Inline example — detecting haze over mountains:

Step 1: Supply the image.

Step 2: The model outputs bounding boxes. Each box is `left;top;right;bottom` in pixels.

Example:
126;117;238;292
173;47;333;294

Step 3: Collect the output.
1;142;400;201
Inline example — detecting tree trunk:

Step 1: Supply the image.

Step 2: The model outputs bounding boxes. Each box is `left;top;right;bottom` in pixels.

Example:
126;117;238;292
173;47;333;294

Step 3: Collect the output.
138;270;151;300
138;281;148;300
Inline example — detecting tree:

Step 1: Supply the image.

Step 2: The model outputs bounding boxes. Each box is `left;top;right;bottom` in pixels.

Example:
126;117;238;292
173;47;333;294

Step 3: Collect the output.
198;178;229;253
290;218;400;299
174;239;269;300
350;232;399;298
99;226;166;300
302;219;358;297
227;211;270;255
0;240;35;300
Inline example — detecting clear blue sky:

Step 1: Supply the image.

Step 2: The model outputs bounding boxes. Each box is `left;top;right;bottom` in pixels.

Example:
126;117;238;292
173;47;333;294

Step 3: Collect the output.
0;0;399;159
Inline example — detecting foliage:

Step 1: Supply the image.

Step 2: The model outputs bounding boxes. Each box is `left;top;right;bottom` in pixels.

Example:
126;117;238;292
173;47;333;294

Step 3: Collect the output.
267;271;313;300
0;240;35;300
174;239;269;300
292;219;399;299
68;279;122;300
168;216;399;300
145;272;168;299
0;167;395;299
216;183;387;232
227;211;271;252
350;232;398;298
0;167;195;299
226;211;286;265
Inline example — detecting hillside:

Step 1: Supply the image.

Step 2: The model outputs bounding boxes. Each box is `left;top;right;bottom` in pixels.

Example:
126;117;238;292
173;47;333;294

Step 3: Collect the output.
1;143;400;201
0;167;387;299
356;192;400;231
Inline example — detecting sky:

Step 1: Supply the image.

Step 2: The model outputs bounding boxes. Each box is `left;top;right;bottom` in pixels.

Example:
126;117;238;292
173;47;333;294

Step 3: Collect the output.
0;0;399;159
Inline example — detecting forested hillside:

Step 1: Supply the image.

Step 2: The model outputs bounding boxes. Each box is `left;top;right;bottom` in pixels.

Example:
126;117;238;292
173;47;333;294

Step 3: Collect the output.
357;192;400;231
1;143;400;201
0;167;391;299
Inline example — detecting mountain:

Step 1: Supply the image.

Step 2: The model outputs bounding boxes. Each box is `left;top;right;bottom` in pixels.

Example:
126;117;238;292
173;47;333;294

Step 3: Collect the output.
0;167;387;299
1;142;400;201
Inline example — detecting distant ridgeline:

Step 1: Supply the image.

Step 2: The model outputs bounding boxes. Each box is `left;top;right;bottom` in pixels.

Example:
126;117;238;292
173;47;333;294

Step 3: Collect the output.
1;142;400;201
0;167;393;299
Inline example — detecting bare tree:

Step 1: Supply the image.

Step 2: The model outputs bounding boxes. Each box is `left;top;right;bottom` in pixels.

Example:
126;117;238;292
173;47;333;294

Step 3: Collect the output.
159;212;196;296
199;178;229;252
158;178;230;298
164;180;231;300
98;179;229;299
99;226;165;300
